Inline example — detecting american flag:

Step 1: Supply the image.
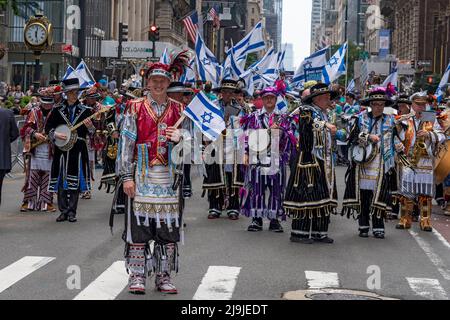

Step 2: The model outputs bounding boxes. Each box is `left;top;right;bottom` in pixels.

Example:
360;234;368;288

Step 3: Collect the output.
182;10;199;44
209;6;220;29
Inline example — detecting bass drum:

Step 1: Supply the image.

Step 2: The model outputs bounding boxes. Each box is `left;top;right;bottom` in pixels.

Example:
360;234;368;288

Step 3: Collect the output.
435;140;450;184
350;143;378;164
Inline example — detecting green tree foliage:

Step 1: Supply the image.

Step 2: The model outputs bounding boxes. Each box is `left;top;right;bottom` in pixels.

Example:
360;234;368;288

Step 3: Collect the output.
0;0;19;14
245;53;258;69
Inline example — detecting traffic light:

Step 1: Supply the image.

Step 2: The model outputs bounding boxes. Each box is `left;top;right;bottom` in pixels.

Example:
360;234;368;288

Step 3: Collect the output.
411;60;415;68
149;25;160;42
140;69;146;77
119;23;129;42
427;76;434;84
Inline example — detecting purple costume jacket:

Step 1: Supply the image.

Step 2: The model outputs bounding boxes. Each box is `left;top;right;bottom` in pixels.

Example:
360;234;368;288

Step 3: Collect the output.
239;108;297;220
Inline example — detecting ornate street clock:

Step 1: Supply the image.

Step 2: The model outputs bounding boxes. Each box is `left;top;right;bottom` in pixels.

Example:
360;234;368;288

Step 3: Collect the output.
23;14;53;89
24;14;53;51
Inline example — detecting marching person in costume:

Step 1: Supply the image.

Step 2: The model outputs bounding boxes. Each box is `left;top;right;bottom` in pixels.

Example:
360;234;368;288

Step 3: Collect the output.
240;87;296;232
203;79;248;220
118;52;189;295
20;87;56;213
98;96;119;193
342;88;397;239
284;83;340;244
82;84;107;199
395;92;446;232
45;78;95;223
436;98;450;216
390;94;414;220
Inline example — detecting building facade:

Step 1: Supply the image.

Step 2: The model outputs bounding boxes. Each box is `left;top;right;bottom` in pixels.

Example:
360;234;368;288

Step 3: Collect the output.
382;0;450;75
263;0;282;51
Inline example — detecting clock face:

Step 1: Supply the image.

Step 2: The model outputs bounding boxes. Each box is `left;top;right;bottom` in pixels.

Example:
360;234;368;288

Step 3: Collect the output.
25;23;47;46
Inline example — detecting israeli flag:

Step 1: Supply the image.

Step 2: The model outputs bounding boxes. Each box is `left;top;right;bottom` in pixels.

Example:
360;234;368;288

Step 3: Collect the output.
436;62;450;103
242;47;279;88
183;91;226;141
62;65;77;81
195;32;223;88
292;47;328;87
75;60;96;88
382;66;398;89
160;48;171;64
227;21;265;61
179;58;197;84
346;79;355;93
322;42;348;85
277;45;287;71
276;95;288;113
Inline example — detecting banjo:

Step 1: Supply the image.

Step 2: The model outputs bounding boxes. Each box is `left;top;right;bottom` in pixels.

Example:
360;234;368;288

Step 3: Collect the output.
350;132;379;164
54;106;111;152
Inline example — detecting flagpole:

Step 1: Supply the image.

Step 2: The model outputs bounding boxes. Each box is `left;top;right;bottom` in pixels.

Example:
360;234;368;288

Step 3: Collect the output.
82;58;96;83
344;0;349;94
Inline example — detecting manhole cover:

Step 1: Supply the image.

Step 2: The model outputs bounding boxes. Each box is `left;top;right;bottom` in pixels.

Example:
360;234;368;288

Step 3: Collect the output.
283;289;398;301
307;293;381;300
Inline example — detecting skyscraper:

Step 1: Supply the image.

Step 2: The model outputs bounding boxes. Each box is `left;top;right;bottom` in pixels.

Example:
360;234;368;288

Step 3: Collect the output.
263;0;283;51
310;0;323;53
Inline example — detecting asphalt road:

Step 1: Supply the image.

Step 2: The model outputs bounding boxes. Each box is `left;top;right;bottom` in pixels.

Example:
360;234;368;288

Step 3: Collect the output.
0;166;449;300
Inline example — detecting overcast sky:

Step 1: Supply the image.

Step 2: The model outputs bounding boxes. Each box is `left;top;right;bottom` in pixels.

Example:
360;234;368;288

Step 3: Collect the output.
282;0;312;69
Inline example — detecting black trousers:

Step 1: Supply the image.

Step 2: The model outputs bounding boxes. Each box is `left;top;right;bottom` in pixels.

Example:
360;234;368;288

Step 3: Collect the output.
291;215;330;239
0;170;6;207
57;186;80;218
208;172;240;213
183;164;191;194
360;190;385;233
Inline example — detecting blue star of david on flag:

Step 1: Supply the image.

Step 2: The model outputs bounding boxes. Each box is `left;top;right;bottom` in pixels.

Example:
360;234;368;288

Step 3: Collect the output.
202;57;211;66
304;61;313;69
201;112;213;124
328;56;338;68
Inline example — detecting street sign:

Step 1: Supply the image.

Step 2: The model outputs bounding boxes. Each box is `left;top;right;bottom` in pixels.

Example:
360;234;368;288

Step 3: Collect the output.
417;60;432;67
110;60;128;66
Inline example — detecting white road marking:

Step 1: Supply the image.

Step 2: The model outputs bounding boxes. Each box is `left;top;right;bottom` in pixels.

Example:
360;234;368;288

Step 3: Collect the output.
74;261;128;300
406;278;448;300
193;266;241;300
305;271;340;289
432;229;450;250
0;256;55;294
409;230;450;281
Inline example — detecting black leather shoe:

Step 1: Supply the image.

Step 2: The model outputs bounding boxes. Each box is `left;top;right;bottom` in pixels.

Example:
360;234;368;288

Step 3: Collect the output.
374;232;385;239
56;214;68;222
290;236;314;244
269;220;284;233
247;218;263;232
68;216;77;223
314;237;334;244
359;231;369;238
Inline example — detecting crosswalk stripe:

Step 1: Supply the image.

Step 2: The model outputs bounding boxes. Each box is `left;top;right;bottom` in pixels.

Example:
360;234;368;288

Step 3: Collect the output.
0;256;55;294
74;261;128;300
193;266;241;300
406;277;448;300
409;230;450;281
305;271;340;289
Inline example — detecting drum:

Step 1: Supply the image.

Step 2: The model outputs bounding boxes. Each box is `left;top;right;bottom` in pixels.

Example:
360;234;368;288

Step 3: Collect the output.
54;124;78;152
435;140;450;184
350;143;378;164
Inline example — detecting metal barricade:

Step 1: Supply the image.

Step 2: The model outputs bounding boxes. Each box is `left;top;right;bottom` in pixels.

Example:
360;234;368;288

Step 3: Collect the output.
7;115;25;178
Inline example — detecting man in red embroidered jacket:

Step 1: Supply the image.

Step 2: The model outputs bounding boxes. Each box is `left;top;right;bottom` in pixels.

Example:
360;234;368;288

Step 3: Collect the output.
118;54;189;295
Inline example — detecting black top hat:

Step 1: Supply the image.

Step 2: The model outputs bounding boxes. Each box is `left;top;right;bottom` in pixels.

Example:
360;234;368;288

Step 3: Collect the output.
62;78;82;92
302;83;339;104
360;89;394;107
49;80;61;86
346;91;357;99
213;79;241;93
167;81;191;93
394;94;412;109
